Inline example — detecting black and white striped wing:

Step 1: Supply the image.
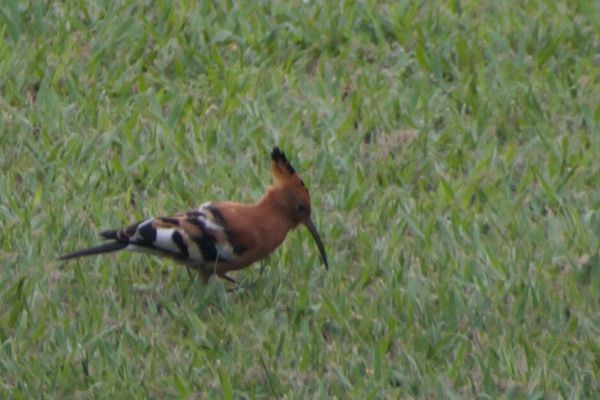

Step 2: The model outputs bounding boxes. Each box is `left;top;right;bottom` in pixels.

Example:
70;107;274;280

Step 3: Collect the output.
103;203;238;267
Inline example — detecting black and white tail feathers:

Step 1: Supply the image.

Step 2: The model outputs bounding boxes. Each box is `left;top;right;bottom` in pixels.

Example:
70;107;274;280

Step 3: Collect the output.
57;241;127;260
58;229;126;260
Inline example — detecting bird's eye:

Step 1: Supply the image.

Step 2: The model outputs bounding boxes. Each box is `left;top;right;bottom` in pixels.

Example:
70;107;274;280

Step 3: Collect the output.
296;204;307;212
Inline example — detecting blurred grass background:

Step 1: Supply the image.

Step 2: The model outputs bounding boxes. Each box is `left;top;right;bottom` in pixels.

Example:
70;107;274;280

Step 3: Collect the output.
1;0;600;398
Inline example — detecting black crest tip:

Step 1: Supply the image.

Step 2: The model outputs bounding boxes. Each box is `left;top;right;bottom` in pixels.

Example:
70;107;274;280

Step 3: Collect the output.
271;146;295;174
271;146;287;162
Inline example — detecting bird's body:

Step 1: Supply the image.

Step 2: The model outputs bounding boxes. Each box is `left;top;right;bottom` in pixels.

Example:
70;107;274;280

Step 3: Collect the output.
59;147;328;283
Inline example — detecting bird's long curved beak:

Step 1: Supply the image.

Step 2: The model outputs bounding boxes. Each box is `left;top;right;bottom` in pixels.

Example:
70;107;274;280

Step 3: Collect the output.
304;218;329;269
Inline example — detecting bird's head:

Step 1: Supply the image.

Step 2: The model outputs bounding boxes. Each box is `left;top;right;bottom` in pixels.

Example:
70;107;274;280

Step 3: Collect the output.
270;146;328;269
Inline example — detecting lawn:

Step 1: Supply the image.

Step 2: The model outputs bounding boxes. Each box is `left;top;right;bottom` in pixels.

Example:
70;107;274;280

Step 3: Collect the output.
1;0;600;398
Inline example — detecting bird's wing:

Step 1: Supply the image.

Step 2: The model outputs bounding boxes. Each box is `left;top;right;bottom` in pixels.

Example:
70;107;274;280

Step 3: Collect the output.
107;203;243;266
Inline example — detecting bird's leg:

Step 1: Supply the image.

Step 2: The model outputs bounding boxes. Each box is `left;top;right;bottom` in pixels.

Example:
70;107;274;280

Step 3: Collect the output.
201;271;212;283
185;266;194;280
218;273;236;284
218;273;242;292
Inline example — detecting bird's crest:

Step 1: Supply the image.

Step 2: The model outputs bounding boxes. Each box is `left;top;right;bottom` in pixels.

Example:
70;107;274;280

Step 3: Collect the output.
271;147;308;193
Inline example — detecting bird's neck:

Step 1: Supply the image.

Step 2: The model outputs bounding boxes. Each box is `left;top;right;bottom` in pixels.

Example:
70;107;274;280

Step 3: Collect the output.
256;186;296;229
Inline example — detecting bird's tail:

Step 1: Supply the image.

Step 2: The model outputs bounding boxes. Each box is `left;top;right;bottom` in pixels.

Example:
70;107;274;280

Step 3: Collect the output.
58;239;127;261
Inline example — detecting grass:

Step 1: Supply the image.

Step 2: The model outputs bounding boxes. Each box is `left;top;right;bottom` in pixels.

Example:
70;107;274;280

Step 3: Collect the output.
1;0;600;397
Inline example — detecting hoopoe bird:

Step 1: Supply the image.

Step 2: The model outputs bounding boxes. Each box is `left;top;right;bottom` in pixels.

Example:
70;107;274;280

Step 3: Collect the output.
59;147;328;283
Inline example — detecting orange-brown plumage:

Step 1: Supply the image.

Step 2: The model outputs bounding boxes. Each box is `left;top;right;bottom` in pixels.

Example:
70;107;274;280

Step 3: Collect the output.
59;147;328;284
